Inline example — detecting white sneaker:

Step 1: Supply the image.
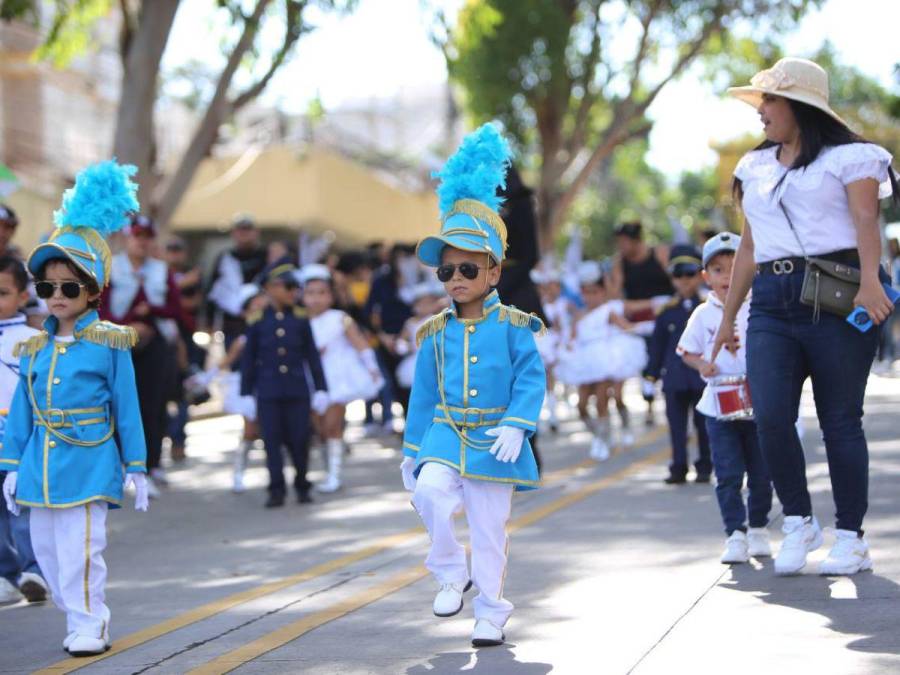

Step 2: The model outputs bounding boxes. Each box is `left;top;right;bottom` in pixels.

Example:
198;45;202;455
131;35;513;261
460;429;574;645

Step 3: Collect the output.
818;529;873;576
774;515;823;575
747;527;772;558
589;437;610;461
67;634;110;657
63;632;77;652
17;572;48;602
433;580;471;617
0;578;21;604
471;619;505;647
620;429;635;448
721;530;749;564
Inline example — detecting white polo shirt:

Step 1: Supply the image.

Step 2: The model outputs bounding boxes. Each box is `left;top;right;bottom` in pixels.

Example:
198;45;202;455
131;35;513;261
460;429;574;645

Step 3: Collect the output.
735;142;893;264
677;293;750;417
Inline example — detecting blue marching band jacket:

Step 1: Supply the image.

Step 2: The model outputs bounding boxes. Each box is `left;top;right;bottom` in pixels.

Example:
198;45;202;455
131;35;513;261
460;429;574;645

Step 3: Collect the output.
402;290;546;491
0;310;147;508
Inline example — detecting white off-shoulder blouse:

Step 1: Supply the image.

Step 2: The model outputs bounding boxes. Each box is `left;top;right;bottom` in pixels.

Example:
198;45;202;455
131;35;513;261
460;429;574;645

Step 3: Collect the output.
734;142;894;263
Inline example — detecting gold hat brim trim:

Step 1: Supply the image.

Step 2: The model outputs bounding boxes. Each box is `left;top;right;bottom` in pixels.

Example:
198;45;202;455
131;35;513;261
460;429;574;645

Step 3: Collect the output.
445;199;508;253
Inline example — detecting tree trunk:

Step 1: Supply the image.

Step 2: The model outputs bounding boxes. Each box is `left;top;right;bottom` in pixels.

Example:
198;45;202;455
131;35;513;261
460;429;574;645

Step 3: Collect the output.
153;0;273;228
111;0;180;212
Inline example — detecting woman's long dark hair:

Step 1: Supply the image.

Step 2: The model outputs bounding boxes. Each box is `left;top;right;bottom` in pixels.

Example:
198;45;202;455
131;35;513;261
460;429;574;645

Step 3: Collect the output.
732;98;900;206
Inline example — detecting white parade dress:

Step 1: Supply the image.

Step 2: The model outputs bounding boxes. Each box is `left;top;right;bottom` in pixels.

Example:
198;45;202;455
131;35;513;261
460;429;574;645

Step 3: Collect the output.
556;300;647;385
310;309;382;404
397;316;430;389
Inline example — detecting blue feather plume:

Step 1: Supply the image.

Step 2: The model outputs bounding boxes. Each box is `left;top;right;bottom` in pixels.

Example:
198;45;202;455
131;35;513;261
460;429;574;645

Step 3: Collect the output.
433;123;512;216
54;160;140;237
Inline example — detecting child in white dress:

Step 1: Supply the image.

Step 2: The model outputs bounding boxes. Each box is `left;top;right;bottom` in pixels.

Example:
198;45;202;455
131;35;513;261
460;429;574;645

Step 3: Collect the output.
557;261;646;459
300;264;383;493
531;268;572;433
396;281;447;393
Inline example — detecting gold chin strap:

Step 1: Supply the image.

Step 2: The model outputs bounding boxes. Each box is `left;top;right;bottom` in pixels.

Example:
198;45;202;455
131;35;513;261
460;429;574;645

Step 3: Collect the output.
26;355;115;447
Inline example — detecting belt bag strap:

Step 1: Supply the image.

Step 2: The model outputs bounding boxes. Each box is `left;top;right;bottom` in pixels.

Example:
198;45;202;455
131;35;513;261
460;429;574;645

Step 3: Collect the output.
779;200;859;321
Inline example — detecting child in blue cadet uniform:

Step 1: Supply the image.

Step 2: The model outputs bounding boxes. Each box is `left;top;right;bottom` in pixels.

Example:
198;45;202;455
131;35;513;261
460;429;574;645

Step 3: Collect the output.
677;233;773;564
0;161;149;657
400;124;546;648
240;258;329;508
645;243;712;485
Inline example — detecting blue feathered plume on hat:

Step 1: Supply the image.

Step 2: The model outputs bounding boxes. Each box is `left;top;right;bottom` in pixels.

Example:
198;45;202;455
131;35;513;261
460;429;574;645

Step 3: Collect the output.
433;123;512;216
54;160;139;237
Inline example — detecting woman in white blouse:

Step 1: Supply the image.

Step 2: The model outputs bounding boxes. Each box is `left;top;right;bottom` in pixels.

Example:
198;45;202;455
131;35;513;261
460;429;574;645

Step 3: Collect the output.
713;58;898;577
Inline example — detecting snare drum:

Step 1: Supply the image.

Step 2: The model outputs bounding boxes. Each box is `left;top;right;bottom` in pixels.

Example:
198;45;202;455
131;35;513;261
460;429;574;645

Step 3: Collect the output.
709;374;753;421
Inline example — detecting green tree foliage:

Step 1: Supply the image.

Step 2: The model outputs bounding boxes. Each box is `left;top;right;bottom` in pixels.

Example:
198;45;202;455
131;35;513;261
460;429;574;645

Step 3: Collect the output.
437;0;822;250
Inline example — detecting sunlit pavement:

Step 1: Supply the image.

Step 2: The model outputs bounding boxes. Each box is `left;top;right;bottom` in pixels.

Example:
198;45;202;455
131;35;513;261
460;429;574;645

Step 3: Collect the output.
2;376;899;674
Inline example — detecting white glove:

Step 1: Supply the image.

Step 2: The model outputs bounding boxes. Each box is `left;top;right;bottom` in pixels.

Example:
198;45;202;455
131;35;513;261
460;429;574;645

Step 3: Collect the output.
2;471;19;516
312;390;330;415
400;457;417;492
485;426;525;463
124;473;150;512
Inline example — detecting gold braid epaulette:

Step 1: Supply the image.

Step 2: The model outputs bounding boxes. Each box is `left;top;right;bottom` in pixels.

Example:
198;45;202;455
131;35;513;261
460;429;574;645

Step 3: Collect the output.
498;305;546;336
77;321;138;350
246;309;263;325
416;310;450;347
13;333;48;358
292;306;308;319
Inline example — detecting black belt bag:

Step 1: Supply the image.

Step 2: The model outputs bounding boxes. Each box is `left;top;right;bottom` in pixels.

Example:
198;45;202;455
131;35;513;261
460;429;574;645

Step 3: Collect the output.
779;201;860;321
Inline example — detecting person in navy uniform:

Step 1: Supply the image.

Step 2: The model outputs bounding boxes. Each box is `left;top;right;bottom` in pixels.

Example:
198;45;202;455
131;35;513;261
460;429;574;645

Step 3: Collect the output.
240;259;328;508
645;243;712;484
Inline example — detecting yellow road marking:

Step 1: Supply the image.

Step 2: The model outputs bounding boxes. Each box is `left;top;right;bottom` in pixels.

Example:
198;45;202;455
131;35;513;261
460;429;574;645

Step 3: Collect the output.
33;426;666;674
188;446;671;674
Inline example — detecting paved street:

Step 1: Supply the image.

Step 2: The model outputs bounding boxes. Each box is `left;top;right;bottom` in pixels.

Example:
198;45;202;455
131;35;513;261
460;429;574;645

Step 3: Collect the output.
2;377;899;675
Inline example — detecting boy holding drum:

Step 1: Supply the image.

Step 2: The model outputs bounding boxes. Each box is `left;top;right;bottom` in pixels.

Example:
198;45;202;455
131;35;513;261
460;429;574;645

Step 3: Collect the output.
677;233;774;564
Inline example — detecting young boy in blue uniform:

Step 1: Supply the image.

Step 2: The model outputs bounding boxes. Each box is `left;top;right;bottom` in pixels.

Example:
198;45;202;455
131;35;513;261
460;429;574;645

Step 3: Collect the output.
0;161;149;657
400;124;545;648
240;259;328;508
645;243;712;484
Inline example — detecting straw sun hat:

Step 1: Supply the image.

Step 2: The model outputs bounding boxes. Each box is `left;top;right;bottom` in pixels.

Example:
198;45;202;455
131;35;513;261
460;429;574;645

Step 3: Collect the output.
727;57;848;127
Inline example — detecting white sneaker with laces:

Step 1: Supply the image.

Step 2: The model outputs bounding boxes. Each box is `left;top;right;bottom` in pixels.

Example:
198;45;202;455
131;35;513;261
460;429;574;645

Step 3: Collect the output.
721;530;749;564
818;529;873;575
747;527;772;557
471;619;505;647
433;580;471;617
775;515;823;575
0;577;21;604
17;572;48;602
67;634;110;657
589;437;610;461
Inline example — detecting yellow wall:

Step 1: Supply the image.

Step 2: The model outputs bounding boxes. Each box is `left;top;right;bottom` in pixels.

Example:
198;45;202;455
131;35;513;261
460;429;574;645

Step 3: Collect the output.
5;184;58;254
171;146;440;244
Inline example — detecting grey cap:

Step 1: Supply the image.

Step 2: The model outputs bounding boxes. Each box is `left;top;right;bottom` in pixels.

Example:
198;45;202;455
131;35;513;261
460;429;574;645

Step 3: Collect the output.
702;232;741;267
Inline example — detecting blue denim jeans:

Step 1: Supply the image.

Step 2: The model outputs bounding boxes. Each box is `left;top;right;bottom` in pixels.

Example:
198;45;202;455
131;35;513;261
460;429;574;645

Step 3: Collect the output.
704;417;772;535
746;269;880;532
0;473;40;584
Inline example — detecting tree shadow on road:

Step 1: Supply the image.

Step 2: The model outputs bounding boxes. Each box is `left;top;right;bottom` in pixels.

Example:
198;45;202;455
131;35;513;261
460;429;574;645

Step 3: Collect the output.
406;645;553;674
724;559;900;658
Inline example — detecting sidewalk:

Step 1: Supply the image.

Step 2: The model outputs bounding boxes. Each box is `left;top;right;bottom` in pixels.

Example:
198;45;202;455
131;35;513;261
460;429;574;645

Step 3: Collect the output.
2;378;899;674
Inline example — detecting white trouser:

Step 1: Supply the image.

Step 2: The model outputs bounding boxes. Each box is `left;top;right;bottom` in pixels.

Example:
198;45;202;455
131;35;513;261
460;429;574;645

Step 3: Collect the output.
412;462;515;626
30;503;110;640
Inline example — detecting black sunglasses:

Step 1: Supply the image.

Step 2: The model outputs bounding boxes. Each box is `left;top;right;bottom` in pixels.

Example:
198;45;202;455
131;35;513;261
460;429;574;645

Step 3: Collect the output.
35;280;87;299
436;262;486;282
672;270;699;279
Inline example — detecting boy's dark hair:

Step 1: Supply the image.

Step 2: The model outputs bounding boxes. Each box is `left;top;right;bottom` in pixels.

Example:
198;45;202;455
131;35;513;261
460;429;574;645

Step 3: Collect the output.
0;256;28;291
36;259;102;309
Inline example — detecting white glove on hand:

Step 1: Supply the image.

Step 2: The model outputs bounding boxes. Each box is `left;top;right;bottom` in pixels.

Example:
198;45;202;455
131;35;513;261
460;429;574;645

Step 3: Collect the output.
124;473;150;512
312;390;330;415
400;457;417;492
2;472;19;516
486;426;525;463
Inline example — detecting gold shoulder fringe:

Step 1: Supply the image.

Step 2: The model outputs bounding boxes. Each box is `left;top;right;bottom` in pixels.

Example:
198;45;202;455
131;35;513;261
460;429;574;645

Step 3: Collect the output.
656;297;679;316
292;306;308;319
13;332;49;358
78;321;138;350
246;309;263;325
416;310;450;347
498;305;547;337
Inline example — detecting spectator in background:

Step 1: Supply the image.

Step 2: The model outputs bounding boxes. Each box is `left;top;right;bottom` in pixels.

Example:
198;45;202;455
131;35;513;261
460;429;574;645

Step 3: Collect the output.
101;215;187;497
164;236;204;462
874;237;900;373
206;215;268;348
0;206;22;260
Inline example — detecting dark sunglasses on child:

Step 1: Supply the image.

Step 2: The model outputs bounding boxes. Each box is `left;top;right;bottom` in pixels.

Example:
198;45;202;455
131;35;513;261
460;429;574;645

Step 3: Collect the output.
672;269;699;279
35;280;88;299
436;262;487;282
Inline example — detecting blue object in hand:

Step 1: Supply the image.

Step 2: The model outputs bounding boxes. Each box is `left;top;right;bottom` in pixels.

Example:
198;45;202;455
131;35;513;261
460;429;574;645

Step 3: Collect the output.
847;283;900;332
